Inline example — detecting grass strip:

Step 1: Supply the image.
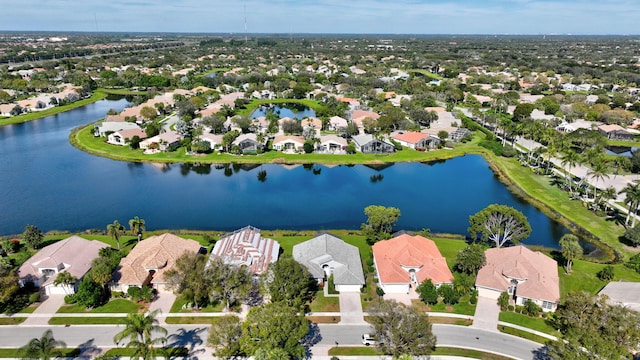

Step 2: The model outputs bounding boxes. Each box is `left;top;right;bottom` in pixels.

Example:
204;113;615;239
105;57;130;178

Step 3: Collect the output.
48;317;126;325
498;325;550;345
328;346;512;359
498;312;556;334
0;317;26;325
306;316;341;324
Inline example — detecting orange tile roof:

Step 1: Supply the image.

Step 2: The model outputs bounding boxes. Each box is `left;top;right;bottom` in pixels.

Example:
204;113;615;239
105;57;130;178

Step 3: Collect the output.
351;110;380;120
392;131;428;144
476;245;559;303
372;234;454;285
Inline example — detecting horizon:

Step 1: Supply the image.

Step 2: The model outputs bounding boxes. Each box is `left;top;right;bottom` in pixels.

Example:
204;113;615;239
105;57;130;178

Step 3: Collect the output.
3;0;638;35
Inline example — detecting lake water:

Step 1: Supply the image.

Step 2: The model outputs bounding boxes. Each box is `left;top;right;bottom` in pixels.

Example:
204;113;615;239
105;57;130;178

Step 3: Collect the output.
0;99;568;248
251;104;316;119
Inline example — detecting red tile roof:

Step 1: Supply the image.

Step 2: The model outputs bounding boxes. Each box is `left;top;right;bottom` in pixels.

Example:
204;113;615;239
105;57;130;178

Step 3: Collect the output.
391;131;428;144
372;234;454;285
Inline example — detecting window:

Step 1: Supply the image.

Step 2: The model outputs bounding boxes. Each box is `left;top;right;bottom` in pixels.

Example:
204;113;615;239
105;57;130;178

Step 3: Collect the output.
542;301;554;310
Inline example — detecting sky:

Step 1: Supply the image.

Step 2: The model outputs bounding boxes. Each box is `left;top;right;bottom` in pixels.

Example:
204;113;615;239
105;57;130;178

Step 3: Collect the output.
1;0;638;35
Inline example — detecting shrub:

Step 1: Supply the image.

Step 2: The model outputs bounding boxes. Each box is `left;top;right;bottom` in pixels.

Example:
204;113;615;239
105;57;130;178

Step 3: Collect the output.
597;265;615;281
469;290;478;305
328;275;338;295
141;286;155;303
438;284;460;305
515;305;524;314
624;225;640;247
64;294;77;304
479;139;504;156
376;287;385;297
507;305;515;312
625;253;640;273
523;299;541;317
128;286;143;302
502;146;517;158
29;292;40;304
498;292;509;311
416;279;438;305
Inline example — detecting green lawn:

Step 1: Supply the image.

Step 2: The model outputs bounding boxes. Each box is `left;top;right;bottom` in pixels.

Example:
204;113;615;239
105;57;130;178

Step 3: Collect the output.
0;91;108;126
165;316;230;325
49;317;126;325
498;325;551;345
606;139;640;148
56;299;142;313
169;295;225;313
431;237;468;268
498;312;556;334
328;346;512;359
0;317;26;325
415;296;477;316
103;347;188;357
309;291;340;312
407;69;444;81
559;259;640;296
0;348;80;358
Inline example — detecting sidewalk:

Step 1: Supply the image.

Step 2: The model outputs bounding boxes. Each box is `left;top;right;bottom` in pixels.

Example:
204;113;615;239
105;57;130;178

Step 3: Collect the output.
21;294;65;326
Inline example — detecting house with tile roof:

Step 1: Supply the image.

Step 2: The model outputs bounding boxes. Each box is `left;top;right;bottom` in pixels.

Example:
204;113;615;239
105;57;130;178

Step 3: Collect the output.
372;233;454;294
272;135;306;152
293;233;365;292
317;135;347;154
598;124;634;141
351;134;395;154
598;281;640;313
328;116;348;131
391;131;430;150
107;128;147;146
111;233;202;292
475;245;560;312
209;226;280;276
18;236;109;295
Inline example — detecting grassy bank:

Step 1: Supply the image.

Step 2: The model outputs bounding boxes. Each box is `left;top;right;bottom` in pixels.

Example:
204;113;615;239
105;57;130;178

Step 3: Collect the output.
96;87;149;96
0;91;108;126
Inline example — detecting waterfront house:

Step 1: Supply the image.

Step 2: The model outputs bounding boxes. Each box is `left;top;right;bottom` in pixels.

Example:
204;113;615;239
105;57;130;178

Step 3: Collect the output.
95;121;140;137
233;133;266;153
107;128;147;146
112;233;203;292
391;131;429;150
272;135;306;152
293;233;365;292
139;131;182;152
598;124;634;141
475;245;560;312
372;233;453;294
351;134;395;154
317;135;347;153
208;226;280;276
18;236;109;295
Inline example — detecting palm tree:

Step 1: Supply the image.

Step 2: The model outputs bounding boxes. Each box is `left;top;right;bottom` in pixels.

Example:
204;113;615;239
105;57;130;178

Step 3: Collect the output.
52;271;76;295
113;310;168;350
20;329;66;360
126;335;169;360
620;184;640;227
128;216;146;242
600;186;618;215
586;160;610;201
106;220;125;250
560;149;581;195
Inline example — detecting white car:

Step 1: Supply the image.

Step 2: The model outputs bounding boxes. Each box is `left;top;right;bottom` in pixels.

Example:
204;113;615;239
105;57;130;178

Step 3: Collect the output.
361;333;380;346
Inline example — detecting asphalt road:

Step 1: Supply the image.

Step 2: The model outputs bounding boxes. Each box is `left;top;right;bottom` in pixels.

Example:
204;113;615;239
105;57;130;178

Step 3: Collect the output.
0;324;545;360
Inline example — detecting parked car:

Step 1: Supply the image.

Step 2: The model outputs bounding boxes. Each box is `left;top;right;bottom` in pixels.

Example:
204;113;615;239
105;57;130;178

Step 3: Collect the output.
361;333;380;346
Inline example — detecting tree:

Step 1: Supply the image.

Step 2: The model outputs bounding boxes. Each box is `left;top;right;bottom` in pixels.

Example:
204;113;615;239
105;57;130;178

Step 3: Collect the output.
559;234;582;273
113;310;168;354
547;292;640;359
128;216;146;242
468;204;531;248
139;106;157;121
233;116;252;134
22;224;43;249
361;205;401;244
586;160;609;200
597;265;615;281
624;224;640;246
222;130;240;152
560;149;581;195
74;275;103;308
367;299;436;358
164;252;211;309
253;348;291;360
19;329;66;360
437;284;460;305
437;130;449;141
239;302;309;359
0;263;19;306
263;256;315;309
416;279;438;305
207;315;243;359
52;271;77;295
208;258;252;311
201;114;227;134
512;103;535;121
453;243;486;275
620;183;640;227
106;220;125;250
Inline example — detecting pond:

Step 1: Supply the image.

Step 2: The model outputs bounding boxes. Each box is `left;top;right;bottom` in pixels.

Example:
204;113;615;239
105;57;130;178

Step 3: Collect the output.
606;145;636;157
0;99;570;249
250;104;316;120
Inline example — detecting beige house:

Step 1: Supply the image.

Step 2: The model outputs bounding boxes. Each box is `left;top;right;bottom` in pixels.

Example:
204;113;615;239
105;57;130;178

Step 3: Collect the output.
209;226;280;276
17;236;109;295
475;245;560;312
111;233;203;292
107;128;147;146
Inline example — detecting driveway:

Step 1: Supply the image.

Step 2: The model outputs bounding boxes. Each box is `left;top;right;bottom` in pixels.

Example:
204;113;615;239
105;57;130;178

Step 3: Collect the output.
471;296;500;332
338;292;366;324
149;291;176;324
21;294;66;325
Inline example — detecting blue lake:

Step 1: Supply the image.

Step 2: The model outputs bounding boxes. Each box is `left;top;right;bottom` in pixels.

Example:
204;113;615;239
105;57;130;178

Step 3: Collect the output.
251;105;316;120
0;100;568;248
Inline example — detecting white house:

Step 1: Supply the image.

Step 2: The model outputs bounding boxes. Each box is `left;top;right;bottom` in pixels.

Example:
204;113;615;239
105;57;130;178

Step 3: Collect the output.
272;135;306;152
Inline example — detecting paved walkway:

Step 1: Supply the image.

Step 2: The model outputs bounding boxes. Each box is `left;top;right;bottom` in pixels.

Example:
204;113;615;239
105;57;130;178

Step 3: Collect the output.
338;292;366;324
21;294;65;326
148;291;176;324
470;296;500;332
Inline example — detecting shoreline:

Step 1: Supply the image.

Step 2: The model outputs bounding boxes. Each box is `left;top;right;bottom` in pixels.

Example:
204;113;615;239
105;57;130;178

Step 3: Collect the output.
69;123;622;262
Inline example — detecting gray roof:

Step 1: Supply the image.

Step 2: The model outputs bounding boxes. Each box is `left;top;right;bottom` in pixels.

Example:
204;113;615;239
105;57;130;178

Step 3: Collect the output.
598;281;640;313
292;233;365;286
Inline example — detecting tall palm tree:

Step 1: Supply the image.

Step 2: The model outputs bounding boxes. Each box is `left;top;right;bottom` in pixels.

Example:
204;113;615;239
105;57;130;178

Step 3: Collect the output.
620;183;640;227
587;160;610;200
106;220;125;250
20;329;66;360
126;335;169;360
601;186;617;215
113;310;168;348
128;216;146;242
560;149;581;195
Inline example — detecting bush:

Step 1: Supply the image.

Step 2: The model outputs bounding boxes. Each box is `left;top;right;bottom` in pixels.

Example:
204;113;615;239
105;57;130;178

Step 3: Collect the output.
479;139;504;156
502;146;517;158
376;287;385;297
29;292;40;304
523;299;542;317
438;284;460;305
469;290;478;305
507;305;515;312
416;279;438;305
625;253;640;273
498;291;509;311
624;224;640;246
128;286;143;302
64;294;77;304
597;265;615;281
